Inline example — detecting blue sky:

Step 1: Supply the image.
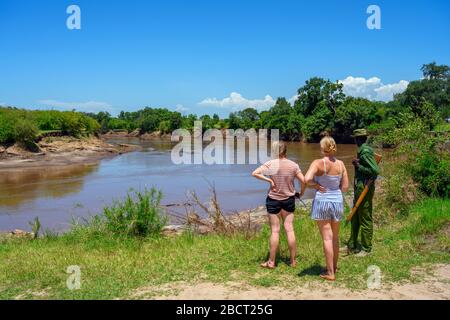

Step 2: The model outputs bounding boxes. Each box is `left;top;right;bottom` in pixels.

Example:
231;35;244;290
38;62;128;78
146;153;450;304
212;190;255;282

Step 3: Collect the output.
0;0;449;116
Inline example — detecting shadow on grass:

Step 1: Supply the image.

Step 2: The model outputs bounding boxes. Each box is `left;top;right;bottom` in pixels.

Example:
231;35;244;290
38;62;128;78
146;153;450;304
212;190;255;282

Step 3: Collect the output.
298;264;322;277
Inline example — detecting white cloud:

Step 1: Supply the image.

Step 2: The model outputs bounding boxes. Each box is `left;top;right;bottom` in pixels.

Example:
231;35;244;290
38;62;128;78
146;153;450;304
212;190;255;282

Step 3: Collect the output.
374;80;409;101
175;104;189;113
199;92;276;111
38;99;113;113
339;76;409;102
288;95;299;105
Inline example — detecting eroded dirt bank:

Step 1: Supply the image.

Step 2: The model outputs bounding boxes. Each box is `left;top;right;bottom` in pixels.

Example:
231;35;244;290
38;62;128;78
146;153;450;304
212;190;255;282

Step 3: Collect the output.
0;136;140;170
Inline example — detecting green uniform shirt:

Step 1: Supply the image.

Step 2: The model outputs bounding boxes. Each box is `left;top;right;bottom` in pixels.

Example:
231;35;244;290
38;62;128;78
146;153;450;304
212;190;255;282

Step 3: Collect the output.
355;143;380;182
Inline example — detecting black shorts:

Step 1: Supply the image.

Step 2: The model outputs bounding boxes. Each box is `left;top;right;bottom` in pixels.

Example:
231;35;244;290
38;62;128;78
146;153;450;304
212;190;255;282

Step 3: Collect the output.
266;196;296;214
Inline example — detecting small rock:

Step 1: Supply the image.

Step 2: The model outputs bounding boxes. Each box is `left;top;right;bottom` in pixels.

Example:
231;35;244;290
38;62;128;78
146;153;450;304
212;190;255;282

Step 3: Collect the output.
10;229;35;239
161;225;187;236
0;146;5;153
6;146;21;156
127;129;141;137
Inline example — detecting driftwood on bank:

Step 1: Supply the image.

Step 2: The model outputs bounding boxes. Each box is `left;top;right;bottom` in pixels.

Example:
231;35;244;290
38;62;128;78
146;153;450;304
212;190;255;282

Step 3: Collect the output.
161;184;314;238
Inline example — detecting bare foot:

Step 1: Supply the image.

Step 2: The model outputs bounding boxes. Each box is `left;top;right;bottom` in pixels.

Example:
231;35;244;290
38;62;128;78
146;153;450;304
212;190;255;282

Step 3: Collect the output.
322;267;338;274
320;272;336;281
260;261;276;269
290;261;297;268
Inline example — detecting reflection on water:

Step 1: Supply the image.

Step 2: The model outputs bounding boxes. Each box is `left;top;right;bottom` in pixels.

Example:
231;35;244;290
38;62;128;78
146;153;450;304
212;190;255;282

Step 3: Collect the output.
0;165;98;208
0;138;356;232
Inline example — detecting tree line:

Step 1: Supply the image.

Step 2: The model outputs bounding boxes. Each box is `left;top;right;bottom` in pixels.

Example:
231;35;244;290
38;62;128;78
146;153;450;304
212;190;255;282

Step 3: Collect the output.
1;62;448;148
86;62;450;143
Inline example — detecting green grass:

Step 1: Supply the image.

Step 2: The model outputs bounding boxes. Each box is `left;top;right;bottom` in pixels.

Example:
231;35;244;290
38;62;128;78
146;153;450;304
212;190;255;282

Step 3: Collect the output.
434;122;450;133
38;130;63;135
0;198;448;300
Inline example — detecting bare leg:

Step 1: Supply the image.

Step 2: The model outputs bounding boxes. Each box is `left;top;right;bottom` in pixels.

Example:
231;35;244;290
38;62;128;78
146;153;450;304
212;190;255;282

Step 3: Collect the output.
281;210;296;266
317;220;335;280
331;221;340;273
265;213;281;268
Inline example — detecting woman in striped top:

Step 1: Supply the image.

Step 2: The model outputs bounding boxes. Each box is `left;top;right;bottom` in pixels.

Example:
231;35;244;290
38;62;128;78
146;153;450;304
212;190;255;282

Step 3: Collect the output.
252;141;306;269
305;136;349;281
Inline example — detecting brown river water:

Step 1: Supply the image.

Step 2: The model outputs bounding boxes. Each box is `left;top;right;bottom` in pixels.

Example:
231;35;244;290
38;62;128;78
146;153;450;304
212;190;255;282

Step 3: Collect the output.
0;139;356;232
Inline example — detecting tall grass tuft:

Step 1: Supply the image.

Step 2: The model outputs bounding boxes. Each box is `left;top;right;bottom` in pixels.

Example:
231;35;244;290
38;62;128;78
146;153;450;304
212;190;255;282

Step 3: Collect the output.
101;188;167;237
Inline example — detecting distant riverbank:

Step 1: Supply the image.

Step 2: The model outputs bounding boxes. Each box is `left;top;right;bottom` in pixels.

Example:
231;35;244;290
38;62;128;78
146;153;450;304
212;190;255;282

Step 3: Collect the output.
0;136;139;171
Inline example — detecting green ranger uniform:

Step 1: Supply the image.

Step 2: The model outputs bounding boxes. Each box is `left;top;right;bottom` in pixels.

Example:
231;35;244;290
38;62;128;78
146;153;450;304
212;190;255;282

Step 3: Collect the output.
349;129;380;253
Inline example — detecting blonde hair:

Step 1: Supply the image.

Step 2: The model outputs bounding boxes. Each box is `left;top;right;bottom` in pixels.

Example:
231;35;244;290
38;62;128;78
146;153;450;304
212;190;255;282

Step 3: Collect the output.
320;136;337;156
272;141;287;158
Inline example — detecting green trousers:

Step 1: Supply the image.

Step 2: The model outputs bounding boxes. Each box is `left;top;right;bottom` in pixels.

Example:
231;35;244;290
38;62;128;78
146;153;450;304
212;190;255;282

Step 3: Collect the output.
349;181;375;252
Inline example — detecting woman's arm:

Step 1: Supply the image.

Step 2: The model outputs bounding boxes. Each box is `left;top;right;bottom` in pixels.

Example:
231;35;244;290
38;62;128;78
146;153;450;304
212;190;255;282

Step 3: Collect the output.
296;171;307;197
305;160;326;193
340;161;349;192
252;167;276;191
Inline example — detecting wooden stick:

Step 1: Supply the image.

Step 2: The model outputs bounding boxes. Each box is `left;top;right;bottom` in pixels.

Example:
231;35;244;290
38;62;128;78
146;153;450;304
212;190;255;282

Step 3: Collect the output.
346;153;382;222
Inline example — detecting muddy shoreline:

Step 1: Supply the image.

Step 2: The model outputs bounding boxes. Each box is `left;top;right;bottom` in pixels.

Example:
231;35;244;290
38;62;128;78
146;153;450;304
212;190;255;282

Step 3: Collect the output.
0;136;141;171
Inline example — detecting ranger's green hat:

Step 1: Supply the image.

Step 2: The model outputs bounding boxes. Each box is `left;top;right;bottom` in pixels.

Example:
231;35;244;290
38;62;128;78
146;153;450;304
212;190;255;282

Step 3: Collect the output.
352;128;368;137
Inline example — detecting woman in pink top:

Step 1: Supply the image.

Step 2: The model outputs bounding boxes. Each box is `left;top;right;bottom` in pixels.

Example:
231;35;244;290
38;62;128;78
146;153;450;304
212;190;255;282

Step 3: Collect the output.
252;141;306;269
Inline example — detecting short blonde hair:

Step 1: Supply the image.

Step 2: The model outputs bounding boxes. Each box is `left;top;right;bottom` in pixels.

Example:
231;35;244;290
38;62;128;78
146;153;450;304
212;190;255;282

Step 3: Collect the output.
272;141;287;158
320;136;337;155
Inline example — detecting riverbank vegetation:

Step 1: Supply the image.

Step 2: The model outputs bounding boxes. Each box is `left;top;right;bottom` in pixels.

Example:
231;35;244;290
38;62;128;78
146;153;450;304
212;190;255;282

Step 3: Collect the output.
0;194;448;299
0;108;100;148
85;62;450;143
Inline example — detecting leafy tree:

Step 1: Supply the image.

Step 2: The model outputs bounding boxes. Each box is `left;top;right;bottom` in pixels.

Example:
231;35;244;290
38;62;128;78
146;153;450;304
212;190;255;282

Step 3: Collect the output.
181;114;197;130
199;115;213;130
396;63;450;117
238;108;260;130
334;97;383;142
228;108;260;130
300;102;333;142
228;112;241;129
107;118;129;131
261;98;301;140
294;77;345;117
421;62;450;80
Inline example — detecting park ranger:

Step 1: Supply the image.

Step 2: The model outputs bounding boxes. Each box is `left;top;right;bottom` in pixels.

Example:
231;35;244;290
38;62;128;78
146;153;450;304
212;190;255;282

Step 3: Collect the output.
347;129;380;257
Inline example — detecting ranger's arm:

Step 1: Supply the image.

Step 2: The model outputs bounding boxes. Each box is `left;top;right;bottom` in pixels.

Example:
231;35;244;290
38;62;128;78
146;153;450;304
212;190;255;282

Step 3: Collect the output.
358;149;380;178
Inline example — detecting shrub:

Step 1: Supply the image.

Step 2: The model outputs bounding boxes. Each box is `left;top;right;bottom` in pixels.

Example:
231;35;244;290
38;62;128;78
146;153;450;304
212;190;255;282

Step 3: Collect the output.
58;112;100;137
375;156;423;221
158;120;171;134
14;118;38;144
107;118;129;131
100;188;167;237
34;110;63;131
82;115;101;135
409;138;450;197
1;107;101;144
378;119;449;200
0;109;17;144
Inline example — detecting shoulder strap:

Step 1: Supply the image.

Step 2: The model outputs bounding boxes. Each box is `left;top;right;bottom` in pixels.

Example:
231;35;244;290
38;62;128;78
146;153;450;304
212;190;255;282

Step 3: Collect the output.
323;158;327;174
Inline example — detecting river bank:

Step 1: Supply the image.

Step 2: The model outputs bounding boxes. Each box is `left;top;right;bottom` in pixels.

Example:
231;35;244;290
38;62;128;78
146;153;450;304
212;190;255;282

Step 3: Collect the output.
0;197;448;300
101;130;173;140
0;136;140;171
